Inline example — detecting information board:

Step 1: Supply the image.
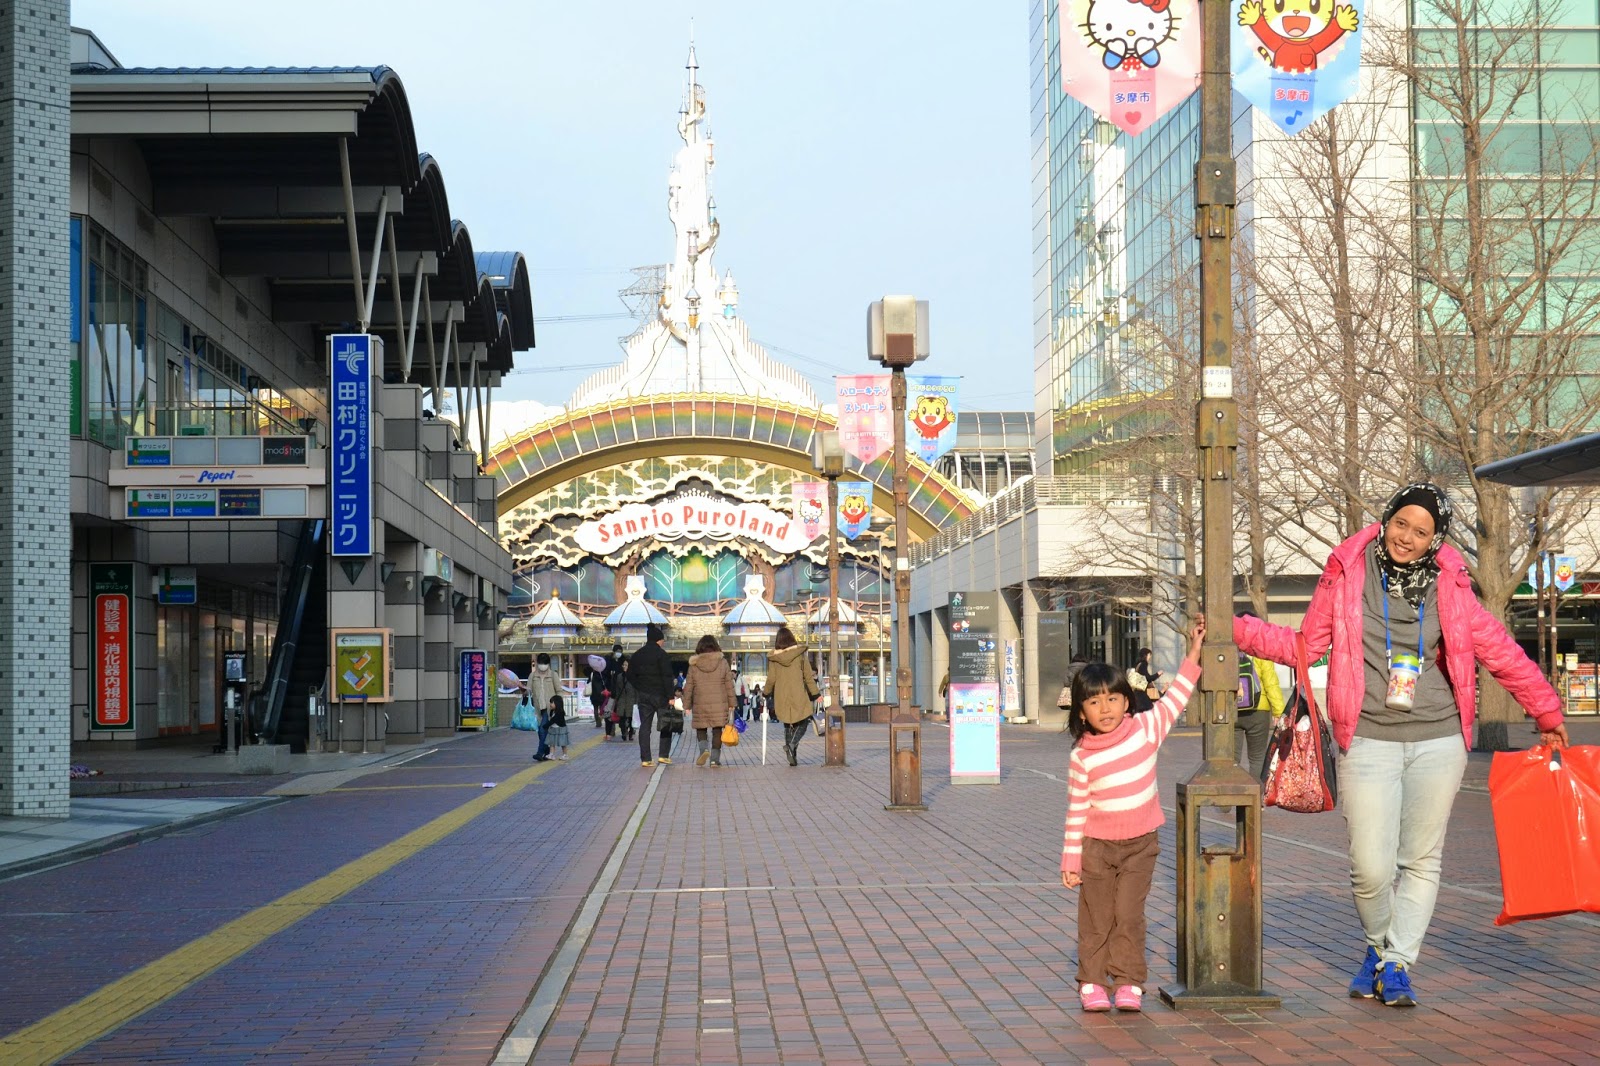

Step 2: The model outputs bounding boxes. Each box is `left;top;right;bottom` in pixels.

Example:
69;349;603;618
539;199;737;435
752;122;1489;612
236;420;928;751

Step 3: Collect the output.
329;628;393;703
948;682;1000;783
91;563;135;730
459;648;489;730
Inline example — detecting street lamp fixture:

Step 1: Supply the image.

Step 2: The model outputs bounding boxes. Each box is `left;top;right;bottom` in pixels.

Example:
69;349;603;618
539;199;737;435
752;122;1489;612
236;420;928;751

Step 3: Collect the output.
868;295;929;812
811;428;847;767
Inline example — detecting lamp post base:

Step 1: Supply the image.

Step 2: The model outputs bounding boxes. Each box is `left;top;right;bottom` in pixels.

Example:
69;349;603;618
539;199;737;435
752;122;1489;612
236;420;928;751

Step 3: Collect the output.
1157;984;1281;1012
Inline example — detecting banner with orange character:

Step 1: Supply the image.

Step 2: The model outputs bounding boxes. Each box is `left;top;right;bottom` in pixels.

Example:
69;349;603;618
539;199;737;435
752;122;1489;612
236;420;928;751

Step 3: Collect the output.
906;375;960;464
1233;0;1363;135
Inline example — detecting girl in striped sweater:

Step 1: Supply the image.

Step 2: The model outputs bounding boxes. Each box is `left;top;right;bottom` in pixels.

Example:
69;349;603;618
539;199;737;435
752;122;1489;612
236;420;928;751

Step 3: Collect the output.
1061;618;1205;1013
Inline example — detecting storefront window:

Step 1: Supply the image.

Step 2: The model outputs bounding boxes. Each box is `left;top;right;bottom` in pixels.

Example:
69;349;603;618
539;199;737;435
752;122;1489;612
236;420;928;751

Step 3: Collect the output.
157;607;194;735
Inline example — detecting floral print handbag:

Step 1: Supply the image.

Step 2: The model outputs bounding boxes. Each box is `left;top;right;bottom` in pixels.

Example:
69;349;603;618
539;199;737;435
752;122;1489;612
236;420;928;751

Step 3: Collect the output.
1261;634;1338;813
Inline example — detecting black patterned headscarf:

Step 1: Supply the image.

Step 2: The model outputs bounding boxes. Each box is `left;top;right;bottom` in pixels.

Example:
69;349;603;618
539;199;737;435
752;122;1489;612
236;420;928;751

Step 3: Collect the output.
1374;482;1453;608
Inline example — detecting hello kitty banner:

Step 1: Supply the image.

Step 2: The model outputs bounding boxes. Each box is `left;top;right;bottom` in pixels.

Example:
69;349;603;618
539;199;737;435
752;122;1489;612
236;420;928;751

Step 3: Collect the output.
792;481;828;542
1059;0;1201;136
1232;0;1363;135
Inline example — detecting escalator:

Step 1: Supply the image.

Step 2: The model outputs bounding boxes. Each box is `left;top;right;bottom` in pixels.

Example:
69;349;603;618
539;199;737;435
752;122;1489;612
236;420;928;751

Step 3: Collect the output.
256;518;326;753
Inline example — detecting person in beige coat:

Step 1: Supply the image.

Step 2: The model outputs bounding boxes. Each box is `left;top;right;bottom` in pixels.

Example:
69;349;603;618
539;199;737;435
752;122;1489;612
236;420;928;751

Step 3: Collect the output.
766;625;819;766
683;634;736;767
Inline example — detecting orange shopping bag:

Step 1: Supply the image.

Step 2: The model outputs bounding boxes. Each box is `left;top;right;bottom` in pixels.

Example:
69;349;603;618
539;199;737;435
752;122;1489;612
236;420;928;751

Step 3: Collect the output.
1489;744;1600;925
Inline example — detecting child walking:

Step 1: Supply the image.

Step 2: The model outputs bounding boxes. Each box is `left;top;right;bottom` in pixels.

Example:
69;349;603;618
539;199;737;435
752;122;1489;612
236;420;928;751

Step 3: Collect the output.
546;694;571;761
1061;618;1206;1013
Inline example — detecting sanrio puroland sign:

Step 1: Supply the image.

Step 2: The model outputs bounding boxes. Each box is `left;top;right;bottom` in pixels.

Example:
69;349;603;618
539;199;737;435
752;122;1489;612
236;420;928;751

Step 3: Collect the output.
1059;0;1201;136
573;494;813;556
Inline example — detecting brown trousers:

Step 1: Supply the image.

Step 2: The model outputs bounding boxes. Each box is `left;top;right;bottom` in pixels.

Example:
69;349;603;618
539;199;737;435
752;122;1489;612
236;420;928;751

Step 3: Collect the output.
1076;831;1160;988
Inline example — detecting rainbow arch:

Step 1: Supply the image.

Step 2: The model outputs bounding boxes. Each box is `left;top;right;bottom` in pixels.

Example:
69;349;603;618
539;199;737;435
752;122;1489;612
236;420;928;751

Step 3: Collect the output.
486;393;974;540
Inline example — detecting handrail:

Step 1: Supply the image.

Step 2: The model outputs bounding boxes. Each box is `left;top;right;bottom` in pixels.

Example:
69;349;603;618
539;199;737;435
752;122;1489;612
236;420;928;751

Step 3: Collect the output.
257;518;324;742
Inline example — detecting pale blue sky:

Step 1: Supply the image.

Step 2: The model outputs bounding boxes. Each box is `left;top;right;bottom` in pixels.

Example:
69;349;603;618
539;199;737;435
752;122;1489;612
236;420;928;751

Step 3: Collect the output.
73;1;1035;420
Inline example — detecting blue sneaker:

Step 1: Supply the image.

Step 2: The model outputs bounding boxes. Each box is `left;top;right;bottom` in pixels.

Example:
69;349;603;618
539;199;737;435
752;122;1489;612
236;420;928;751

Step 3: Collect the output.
1347;946;1381;998
1374;961;1416;1007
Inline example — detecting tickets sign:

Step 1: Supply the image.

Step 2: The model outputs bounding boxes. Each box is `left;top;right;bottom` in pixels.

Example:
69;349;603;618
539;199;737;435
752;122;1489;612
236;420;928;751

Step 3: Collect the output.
92;564;134;730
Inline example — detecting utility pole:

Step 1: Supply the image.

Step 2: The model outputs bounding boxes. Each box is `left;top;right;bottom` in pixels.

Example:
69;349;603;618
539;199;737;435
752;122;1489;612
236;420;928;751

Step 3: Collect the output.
1159;0;1279;1010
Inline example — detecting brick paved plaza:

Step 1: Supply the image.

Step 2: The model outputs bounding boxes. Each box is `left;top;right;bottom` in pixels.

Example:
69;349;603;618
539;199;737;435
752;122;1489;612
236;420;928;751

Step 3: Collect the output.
2;721;1597;1065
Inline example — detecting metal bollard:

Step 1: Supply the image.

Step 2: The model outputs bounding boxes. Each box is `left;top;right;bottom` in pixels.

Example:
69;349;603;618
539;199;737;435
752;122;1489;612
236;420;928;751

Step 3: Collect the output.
885;719;926;811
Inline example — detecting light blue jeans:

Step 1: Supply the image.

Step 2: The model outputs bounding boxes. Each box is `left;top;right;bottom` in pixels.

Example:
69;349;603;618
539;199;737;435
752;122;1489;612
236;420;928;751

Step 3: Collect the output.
1337;734;1468;969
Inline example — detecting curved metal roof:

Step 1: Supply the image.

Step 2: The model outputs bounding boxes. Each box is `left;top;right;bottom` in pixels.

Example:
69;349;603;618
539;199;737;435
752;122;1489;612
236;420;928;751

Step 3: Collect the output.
476;251;536;349
71;62;533;385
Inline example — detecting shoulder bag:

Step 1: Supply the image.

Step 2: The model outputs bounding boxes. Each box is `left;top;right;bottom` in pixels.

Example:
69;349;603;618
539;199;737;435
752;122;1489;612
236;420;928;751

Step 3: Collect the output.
1260;633;1338;813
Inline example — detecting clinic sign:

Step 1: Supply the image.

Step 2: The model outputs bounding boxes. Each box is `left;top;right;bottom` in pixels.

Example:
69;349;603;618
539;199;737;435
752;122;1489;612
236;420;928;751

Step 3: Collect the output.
92;564;134;730
329;333;375;556
572;493;812;555
460;649;489;730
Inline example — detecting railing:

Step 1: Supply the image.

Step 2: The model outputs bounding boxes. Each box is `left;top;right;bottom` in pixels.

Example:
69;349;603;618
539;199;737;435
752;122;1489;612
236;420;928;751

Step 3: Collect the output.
82;400;318;448
909;474;1152;566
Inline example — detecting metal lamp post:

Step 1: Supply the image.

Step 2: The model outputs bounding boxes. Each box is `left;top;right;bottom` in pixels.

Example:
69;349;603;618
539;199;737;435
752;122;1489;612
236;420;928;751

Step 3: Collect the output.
812;427;848;766
1158;0;1278;1011
869;295;929;811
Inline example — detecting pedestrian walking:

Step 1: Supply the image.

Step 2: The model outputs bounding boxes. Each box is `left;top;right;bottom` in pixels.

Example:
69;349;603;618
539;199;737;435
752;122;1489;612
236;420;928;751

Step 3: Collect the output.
630;623;677;767
1056;653;1090;711
1234;611;1284;772
766;626;819;767
1126;648;1162;712
1061;618;1205;1014
606;657;635;741
545;693;571;760
684;634;736;767
587;660;609;728
528;653;558;762
749;683;765;720
1236;482;1568;1007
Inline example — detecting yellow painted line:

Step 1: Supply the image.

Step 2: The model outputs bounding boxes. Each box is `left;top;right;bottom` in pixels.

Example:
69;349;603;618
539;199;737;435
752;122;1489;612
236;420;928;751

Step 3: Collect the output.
333;782;511;792
0;733;605;1065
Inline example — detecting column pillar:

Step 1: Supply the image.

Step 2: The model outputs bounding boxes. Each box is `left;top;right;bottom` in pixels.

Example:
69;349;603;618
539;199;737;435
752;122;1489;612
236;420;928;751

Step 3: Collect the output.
422;580;454;736
0;2;71;817
330;545;386;754
383;541;424;744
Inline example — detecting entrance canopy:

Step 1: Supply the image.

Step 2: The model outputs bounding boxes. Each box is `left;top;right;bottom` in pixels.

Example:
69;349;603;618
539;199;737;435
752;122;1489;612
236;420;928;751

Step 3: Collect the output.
1475;433;1600;487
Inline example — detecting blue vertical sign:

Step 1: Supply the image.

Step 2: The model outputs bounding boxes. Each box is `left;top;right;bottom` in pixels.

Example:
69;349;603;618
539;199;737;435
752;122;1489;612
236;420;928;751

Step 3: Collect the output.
330;334;373;556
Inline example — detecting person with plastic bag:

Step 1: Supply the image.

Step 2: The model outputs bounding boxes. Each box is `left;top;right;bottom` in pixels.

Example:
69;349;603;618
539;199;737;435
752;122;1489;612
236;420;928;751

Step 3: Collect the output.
510;684;537;732
683;634;736;767
528;653;559;762
767;625;820;767
1235;482;1567;1007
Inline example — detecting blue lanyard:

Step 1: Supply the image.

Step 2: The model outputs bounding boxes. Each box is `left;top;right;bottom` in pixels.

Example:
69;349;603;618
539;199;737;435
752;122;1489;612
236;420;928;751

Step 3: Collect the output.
1381;574;1426;667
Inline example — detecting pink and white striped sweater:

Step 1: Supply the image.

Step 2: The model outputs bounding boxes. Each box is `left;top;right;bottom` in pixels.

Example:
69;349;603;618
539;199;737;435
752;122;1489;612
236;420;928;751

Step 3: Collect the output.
1061;661;1201;874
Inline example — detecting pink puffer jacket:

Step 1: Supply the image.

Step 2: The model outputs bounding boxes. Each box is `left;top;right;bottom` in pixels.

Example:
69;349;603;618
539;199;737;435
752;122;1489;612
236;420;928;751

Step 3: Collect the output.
1235;523;1562;751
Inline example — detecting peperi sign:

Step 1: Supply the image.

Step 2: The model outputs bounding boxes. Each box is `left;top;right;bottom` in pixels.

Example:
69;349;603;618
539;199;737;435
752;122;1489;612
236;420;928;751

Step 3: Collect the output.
574;493;813;556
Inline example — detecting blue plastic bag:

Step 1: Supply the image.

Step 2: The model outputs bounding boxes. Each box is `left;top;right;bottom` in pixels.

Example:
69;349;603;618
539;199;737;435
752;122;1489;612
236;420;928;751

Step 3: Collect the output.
510;700;536;731
733;716;747;735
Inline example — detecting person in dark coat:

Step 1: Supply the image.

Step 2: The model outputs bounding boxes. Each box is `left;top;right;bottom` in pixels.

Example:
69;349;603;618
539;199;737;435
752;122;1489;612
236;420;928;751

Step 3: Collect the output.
630;623;677;767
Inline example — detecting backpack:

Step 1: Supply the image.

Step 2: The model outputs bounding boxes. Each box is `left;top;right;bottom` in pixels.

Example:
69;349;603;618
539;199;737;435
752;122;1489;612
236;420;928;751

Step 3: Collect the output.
1238;656;1261;711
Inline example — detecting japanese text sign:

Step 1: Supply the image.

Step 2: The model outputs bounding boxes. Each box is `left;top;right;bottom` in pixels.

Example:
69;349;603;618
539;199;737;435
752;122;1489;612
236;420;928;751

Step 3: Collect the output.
835;375;892;464
329;333;375;556
460;649;489;714
92;563;134;730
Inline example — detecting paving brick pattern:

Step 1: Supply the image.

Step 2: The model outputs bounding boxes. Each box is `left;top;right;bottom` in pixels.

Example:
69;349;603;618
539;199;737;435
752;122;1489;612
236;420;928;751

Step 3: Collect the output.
4;720;1599;1064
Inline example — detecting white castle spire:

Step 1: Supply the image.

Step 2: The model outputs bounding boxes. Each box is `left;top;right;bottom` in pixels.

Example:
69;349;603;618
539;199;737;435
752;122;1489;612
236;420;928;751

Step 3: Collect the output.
568;43;819;409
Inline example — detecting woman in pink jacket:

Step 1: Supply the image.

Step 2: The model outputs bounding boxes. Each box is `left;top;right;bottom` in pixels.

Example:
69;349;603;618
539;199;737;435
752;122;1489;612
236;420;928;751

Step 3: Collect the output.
1236;483;1567;1008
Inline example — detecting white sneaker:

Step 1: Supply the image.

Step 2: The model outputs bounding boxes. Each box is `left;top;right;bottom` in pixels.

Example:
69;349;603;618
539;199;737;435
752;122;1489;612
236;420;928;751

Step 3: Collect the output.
558;753;569;760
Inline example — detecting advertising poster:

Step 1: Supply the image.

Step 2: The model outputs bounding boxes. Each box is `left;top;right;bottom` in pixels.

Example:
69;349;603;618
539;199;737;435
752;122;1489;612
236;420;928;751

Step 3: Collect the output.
837;481;875;540
92;563;134;730
949;682;1001;782
330;333;374;556
1002;639;1021;713
792;481;828;541
1059;0;1202;135
459;649;489;729
330;629;392;702
905;375;960;464
1232;0;1364;135
835;374;892;464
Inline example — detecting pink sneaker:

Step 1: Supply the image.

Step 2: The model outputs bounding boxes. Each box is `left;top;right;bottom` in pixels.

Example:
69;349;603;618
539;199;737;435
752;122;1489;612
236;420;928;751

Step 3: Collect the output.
1113;985;1143;1012
1079;983;1112;1012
